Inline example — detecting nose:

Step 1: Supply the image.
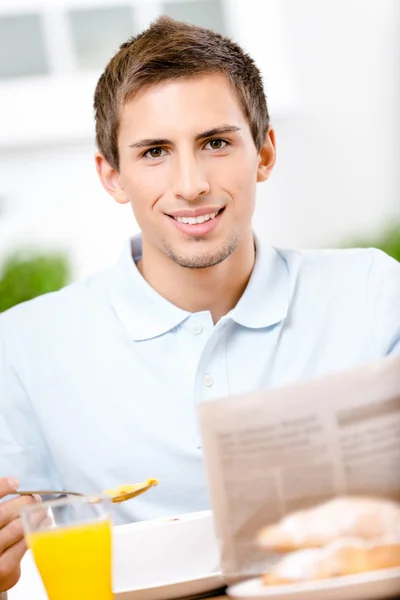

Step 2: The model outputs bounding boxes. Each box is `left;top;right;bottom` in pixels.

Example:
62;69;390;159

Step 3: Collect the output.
172;153;210;201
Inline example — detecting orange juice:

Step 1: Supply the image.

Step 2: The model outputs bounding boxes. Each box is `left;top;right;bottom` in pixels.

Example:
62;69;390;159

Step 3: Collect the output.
26;518;113;600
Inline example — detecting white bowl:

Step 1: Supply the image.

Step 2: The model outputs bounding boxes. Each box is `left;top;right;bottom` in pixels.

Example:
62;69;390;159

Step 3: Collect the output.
113;510;223;598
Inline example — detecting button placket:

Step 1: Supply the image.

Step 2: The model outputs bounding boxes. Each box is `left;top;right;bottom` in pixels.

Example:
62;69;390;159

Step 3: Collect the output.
190;317;232;448
195;325;229;395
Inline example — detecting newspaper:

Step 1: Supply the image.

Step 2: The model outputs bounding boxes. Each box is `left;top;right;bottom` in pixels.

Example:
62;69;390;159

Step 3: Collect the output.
198;355;400;581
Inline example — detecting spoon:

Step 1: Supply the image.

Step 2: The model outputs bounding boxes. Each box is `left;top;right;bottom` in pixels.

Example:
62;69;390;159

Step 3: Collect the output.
11;478;158;503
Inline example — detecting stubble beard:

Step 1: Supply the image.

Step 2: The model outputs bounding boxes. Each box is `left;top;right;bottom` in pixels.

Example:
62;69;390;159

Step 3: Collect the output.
160;233;241;269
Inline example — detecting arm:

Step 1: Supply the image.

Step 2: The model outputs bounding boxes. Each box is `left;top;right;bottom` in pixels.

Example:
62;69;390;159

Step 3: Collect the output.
0;316;56;591
0;316;57;490
0;311;68;591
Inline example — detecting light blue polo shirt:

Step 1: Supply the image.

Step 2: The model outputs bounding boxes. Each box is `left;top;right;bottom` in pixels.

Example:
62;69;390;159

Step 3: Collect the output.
0;235;399;524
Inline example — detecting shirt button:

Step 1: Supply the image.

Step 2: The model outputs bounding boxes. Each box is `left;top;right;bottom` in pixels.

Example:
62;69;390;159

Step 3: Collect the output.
203;374;214;387
190;322;203;335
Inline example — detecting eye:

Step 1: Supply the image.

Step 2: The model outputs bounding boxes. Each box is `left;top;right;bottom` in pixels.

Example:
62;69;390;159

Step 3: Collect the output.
205;139;228;151
144;147;166;159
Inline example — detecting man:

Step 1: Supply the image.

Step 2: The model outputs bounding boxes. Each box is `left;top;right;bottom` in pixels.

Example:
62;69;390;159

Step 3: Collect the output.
1;16;399;591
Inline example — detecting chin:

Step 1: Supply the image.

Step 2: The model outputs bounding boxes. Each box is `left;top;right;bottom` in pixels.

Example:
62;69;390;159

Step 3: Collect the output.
166;244;237;270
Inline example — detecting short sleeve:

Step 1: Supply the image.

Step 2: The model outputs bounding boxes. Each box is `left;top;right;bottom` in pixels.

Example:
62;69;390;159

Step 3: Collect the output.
368;249;400;355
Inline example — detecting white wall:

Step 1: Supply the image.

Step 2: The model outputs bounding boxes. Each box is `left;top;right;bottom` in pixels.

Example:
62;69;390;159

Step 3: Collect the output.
0;0;399;280
0;143;137;279
228;0;400;247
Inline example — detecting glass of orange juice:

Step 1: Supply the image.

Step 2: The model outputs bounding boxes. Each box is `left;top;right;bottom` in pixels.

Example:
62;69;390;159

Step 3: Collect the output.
20;495;113;600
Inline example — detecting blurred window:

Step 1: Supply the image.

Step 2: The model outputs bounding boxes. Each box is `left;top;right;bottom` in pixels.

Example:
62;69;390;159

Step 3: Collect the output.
68;5;136;70
0;13;49;79
161;0;226;34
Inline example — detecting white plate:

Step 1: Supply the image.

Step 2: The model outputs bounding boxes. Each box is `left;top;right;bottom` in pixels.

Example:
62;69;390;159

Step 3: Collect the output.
115;572;225;600
227;568;400;600
9;555;224;600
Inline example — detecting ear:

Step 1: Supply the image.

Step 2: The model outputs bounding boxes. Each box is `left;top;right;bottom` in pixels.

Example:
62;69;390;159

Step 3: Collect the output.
257;128;276;183
95;152;129;205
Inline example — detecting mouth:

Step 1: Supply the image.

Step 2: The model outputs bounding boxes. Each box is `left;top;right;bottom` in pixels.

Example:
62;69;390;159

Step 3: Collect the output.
166;207;225;237
169;208;224;224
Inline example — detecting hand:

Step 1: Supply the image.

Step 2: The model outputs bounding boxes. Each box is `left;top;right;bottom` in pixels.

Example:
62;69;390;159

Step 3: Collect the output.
0;477;39;592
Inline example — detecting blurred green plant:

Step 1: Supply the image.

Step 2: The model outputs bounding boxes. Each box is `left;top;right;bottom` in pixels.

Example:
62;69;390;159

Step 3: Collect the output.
0;251;71;313
344;223;400;262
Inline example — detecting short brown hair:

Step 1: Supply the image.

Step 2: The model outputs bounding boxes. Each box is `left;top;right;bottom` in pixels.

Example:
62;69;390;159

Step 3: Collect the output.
94;16;269;170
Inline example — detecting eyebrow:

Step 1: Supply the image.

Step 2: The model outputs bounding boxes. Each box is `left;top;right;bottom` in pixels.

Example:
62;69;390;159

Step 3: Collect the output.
128;125;241;149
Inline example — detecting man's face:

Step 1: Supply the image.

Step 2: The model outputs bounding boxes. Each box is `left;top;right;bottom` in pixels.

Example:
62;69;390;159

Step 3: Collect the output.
98;73;275;269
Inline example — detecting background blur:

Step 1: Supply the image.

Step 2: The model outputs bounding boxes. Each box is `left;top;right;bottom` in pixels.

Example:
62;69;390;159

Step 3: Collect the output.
0;0;399;305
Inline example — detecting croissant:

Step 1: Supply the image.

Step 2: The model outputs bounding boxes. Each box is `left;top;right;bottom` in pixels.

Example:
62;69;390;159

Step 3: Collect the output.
257;496;400;552
262;535;400;585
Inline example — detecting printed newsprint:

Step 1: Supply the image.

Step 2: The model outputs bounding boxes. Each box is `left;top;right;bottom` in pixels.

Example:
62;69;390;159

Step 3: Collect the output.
198;355;400;580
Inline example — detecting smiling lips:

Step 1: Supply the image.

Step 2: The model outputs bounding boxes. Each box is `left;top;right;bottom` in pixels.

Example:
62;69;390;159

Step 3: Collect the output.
167;207;225;236
173;209;221;224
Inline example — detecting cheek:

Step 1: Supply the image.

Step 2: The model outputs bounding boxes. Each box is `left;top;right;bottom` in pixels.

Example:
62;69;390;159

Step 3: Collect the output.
121;169;165;212
213;155;258;202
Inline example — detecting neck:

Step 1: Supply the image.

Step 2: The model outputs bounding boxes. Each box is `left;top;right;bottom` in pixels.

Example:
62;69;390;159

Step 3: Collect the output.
136;232;256;324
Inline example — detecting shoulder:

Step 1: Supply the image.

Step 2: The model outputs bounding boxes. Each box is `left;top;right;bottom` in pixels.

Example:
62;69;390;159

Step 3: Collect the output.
272;246;399;315
275;246;398;288
1;281;83;331
276;246;400;354
0;267;113;343
278;246;377;271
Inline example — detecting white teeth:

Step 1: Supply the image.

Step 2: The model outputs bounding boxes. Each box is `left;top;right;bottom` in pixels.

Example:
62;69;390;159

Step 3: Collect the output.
174;211;220;224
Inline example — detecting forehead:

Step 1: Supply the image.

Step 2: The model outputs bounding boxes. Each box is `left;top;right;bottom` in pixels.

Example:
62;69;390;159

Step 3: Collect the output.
118;73;250;141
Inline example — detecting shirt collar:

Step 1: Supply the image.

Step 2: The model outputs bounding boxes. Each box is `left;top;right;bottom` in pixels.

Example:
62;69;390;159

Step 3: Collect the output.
228;235;290;329
106;234;291;341
108;235;190;341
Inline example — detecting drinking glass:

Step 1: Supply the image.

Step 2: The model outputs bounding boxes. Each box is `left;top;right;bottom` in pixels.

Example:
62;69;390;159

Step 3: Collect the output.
21;495;113;600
